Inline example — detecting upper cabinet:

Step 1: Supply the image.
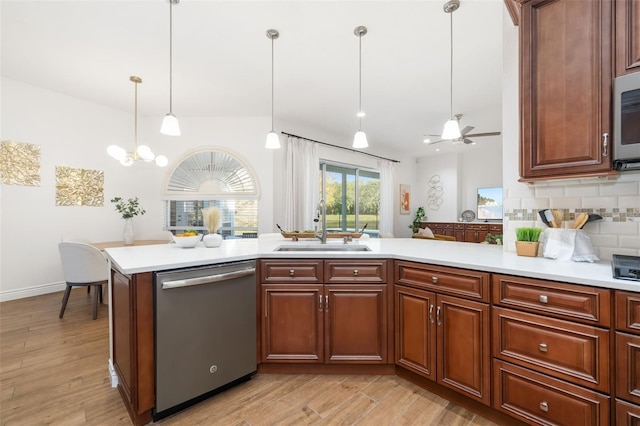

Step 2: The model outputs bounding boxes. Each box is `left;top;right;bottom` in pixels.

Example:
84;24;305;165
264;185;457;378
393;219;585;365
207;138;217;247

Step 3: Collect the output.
519;0;616;181
616;0;640;75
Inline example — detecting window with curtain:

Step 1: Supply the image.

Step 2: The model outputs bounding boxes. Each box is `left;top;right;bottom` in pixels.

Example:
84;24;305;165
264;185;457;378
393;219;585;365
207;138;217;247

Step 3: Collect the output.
320;162;380;237
163;149;259;238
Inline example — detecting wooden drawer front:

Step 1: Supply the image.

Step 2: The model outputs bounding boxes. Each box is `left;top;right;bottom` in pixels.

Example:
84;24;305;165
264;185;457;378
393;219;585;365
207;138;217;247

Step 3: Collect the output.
260;260;323;283
442;223;454;230
465;224;488;231
492;274;611;326
493;360;610;426
493;307;610;392
617;332;640;405
489;224;503;233
616;399;640;426
395;261;489;302
325;260;387;284
454;223;465;230
617;291;640;334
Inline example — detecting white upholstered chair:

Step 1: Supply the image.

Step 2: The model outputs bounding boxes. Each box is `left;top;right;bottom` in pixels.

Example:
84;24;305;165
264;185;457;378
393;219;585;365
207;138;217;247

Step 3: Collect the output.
58;242;109;320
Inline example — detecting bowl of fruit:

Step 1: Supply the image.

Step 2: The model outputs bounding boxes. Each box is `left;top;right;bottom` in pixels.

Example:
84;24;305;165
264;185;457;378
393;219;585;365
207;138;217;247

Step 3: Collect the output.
171;230;202;248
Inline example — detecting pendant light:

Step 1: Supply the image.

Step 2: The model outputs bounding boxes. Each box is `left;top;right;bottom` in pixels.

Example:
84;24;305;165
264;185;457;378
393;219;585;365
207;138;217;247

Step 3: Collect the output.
441;0;461;140
107;76;168;167
265;29;280;149
160;0;181;136
353;25;368;149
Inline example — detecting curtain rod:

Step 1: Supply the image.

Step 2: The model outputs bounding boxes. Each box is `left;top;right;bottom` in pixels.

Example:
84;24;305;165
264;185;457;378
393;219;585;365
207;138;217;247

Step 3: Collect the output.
282;132;400;163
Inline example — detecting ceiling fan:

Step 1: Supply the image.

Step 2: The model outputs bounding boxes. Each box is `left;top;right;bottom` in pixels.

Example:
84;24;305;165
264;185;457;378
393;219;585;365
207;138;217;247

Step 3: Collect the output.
424;114;501;145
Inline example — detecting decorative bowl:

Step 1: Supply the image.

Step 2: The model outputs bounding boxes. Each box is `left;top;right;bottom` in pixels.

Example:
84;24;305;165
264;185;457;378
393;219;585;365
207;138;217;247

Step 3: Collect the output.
171;234;202;248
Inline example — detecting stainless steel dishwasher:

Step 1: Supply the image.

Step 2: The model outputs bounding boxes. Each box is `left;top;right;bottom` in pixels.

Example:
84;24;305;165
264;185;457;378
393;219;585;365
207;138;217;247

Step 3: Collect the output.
153;260;256;420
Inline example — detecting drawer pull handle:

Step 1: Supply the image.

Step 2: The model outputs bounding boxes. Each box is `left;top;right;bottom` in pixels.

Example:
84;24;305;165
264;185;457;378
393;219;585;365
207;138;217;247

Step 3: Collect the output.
353;269;359;276
539;295;548;304
289;269;295;276
429;304;434;324
431;276;438;284
539;343;548;353
540;401;548;412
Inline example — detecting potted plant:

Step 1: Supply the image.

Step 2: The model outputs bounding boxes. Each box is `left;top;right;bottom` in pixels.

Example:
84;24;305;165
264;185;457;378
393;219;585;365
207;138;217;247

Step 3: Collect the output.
111;197;146;245
408;206;426;234
515;227;542;257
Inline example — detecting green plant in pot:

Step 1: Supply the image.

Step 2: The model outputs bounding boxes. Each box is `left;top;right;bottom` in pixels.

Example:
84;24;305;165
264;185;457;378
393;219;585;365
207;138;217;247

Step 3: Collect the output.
515;227;542;257
409;206;426;234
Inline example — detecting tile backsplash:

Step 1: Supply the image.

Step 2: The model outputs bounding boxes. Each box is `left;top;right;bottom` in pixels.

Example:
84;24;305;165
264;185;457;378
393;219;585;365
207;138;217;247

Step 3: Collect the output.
503;176;640;260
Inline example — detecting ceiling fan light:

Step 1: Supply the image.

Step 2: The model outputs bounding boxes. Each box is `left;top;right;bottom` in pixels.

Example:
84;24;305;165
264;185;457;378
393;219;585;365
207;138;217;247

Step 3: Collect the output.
353;130;368;148
265;131;281;149
160;113;181;136
442;119;461;140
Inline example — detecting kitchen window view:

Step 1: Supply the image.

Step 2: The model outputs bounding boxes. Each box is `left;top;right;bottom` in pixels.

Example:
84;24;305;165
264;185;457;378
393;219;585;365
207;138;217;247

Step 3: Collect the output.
164;149;259;238
320;162;380;237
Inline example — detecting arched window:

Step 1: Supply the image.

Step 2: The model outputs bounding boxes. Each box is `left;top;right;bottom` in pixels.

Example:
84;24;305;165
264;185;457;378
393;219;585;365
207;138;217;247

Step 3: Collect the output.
163;147;260;238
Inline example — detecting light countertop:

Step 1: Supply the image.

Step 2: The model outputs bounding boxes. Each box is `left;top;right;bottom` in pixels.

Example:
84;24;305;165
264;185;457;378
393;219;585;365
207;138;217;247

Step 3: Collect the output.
104;237;640;292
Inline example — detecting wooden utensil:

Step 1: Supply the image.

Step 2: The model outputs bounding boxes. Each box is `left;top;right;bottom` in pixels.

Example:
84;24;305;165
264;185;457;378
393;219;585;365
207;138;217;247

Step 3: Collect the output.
551;210;563;228
571;213;589;229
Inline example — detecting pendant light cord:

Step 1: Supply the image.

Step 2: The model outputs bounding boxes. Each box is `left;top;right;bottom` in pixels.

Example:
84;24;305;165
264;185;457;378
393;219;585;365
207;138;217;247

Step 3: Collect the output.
271;35;275;131
449;11;453;120
169;0;173;114
358;32;362;131
134;79;139;158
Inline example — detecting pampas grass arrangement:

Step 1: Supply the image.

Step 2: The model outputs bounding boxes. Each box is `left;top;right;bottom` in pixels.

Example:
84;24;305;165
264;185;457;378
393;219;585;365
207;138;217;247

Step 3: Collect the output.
202;206;221;235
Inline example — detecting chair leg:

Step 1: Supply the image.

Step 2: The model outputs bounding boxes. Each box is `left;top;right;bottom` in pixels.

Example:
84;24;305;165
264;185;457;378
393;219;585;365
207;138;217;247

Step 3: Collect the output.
87;286;90;294
59;285;72;319
98;284;103;304
92;285;99;320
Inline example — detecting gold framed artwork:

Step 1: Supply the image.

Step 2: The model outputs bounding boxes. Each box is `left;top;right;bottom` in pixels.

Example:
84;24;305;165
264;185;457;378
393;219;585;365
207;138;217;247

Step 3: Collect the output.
0;140;41;186
55;166;104;206
400;184;410;214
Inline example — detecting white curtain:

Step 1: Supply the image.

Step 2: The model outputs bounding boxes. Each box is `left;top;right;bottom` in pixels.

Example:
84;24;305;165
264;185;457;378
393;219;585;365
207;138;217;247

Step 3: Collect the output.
284;136;319;231
378;159;398;237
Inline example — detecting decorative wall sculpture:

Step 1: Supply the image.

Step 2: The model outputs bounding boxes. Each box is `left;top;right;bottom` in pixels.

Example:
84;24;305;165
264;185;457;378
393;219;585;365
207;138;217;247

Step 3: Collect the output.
427;174;443;210
0;140;41;186
55;166;104;206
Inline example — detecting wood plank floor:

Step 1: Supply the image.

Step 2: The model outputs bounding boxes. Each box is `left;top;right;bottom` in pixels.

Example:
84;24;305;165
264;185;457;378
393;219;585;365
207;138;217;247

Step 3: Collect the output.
1;290;498;425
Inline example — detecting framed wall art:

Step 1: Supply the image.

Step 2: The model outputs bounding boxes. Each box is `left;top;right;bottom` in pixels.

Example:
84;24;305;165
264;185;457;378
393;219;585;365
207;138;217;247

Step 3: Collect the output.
400;184;410;214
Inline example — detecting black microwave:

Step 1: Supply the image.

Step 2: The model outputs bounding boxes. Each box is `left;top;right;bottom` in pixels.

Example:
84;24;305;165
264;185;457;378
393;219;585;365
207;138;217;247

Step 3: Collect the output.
613;72;640;171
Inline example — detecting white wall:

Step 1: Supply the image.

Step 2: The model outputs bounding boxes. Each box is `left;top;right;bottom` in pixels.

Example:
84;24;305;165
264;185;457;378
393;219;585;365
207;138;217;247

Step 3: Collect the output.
0;77;274;300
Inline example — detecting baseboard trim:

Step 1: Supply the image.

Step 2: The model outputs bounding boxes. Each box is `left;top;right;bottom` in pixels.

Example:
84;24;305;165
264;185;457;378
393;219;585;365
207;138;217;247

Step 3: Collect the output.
0;281;66;302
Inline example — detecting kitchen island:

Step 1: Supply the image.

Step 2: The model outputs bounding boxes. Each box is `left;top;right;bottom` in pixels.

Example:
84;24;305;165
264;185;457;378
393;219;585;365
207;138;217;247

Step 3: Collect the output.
105;238;640;425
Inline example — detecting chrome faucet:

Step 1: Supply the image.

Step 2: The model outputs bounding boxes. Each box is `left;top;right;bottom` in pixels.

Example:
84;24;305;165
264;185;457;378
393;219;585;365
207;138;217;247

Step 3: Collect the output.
314;198;327;244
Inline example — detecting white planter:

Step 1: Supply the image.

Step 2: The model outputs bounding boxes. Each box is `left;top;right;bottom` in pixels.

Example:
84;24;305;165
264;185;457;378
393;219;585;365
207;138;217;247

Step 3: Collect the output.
203;233;223;248
123;218;134;245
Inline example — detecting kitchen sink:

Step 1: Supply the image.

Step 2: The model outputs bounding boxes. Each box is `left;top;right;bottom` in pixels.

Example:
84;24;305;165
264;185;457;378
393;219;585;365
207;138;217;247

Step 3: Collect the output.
274;244;371;252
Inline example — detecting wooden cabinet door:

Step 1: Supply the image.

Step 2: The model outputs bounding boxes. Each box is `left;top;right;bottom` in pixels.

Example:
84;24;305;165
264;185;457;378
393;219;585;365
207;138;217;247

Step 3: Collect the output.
395;285;437;380
616;0;640;75
520;0;614;180
617;332;640;405
261;284;324;363
437;294;491;405
325;285;387;363
454;224;465;242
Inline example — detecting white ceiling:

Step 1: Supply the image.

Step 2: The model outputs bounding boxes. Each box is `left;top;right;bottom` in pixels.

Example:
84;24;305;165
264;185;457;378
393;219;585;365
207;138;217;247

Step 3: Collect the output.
1;0;504;157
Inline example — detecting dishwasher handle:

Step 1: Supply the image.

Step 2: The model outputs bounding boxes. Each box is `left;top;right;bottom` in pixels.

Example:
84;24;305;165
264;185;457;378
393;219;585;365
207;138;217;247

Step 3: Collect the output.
162;268;256;290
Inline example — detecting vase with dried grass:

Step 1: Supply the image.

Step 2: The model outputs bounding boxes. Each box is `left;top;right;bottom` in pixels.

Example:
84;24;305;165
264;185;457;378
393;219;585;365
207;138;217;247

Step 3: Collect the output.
202;206;223;248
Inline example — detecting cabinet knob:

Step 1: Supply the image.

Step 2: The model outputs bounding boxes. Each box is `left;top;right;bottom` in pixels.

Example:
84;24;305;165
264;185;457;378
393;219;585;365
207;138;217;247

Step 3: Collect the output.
289;269;295;276
539;295;548;304
431;276;438;284
353;269;359;276
539;343;548;353
539;401;549;412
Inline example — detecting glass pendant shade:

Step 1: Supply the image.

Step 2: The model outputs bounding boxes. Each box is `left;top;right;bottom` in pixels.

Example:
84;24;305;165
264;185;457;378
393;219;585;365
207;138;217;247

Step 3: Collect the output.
442;119;461;139
155;155;169;167
136;145;155;161
353;130;368;148
107;144;127;160
160;113;181;136
265;130;281;149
